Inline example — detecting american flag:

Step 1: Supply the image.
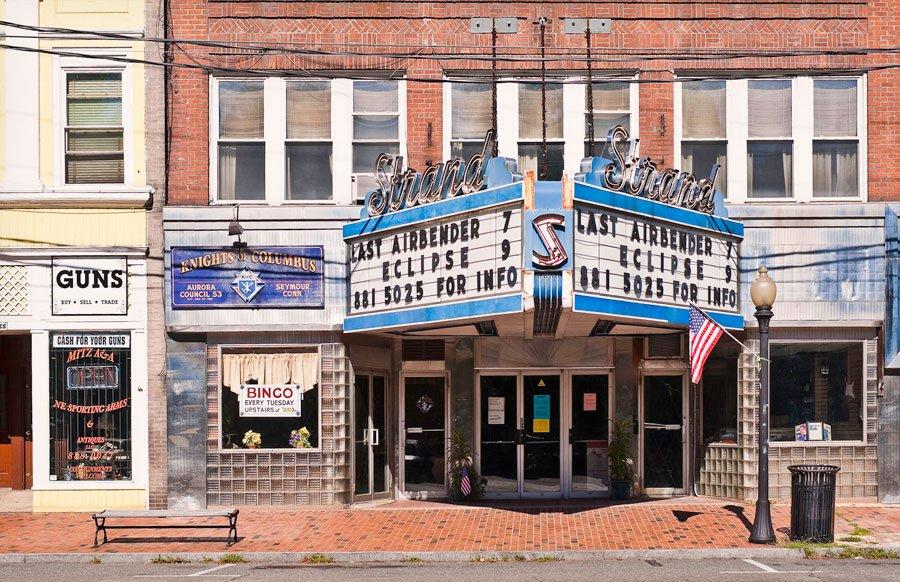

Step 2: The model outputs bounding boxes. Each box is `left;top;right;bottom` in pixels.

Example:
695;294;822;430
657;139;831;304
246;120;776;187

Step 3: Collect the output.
689;304;724;384
460;467;472;497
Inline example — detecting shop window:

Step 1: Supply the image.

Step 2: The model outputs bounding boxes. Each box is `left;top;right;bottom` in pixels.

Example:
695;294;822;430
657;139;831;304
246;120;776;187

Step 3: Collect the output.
65;72;124;184
450;82;493;159
701;340;738;444
813;79;859;198
518;83;564;180
680;80;727;197
220;349;320;450
770;342;864;442
286;80;333;201
49;333;132;481
216;80;266;201
585;81;631;157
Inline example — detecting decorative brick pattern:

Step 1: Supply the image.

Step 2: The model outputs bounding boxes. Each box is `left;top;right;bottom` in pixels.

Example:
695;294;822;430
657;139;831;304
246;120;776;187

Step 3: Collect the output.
0;265;28;316
205;342;352;506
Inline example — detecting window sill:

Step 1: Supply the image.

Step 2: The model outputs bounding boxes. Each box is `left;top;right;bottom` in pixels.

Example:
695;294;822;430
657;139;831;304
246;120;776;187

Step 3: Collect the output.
771;440;867;447
0;186;153;209
38;480;142;490
217;448;323;454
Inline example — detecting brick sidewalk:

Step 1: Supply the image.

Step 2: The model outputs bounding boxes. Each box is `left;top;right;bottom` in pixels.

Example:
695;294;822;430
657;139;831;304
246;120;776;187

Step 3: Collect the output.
0;498;896;554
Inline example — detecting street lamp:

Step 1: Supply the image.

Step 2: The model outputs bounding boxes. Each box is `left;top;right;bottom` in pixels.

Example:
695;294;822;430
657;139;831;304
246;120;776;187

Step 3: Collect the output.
749;266;777;544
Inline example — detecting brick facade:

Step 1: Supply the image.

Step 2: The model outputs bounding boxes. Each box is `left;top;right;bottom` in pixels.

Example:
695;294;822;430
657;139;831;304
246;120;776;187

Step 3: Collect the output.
167;0;897;205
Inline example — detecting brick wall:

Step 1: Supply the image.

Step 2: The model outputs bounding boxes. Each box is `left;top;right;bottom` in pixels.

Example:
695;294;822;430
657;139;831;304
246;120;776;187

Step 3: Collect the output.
167;1;896;204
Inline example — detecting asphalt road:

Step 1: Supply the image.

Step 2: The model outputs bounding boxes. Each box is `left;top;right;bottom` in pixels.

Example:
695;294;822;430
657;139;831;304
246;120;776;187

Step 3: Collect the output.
0;558;897;582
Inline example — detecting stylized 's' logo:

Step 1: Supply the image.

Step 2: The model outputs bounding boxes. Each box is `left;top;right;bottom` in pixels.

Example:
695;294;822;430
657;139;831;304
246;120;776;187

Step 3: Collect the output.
531;213;567;269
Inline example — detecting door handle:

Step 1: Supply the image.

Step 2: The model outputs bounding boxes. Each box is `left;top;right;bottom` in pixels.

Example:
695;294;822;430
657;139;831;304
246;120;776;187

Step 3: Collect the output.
371;428;380;446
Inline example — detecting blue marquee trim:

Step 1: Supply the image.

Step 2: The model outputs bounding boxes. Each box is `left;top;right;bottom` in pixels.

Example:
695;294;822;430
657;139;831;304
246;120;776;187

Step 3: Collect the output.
343;293;523;333
573;181;744;238
343;182;524;239
573;293;745;330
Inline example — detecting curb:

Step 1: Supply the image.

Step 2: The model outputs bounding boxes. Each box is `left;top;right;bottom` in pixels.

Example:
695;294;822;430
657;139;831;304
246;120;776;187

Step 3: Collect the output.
0;548;808;564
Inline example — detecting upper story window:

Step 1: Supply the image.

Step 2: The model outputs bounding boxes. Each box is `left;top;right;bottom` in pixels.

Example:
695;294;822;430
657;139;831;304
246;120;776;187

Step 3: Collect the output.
211;77;404;204
676;76;865;202
444;77;638;181
680;80;727;197
450;82;492;159
518;83;564;180
813;79;859;198
217;80;265;201
585;81;632;156
65;72;124;184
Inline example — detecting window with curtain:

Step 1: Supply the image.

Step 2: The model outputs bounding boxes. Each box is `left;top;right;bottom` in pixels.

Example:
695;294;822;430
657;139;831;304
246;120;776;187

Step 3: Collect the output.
352;80;400;174
286;81;333;201
813;79;858;198
451;82;493;160
65;72;124;184
220;349;320;450
747;80;793;198
518;82;564;180
584;81;631;157
217;80;265;201
681;80;727;197
770;343;864;442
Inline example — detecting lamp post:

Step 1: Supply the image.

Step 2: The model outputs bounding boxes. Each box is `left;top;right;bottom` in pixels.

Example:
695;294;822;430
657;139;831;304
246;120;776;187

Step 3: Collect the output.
749;266;777;544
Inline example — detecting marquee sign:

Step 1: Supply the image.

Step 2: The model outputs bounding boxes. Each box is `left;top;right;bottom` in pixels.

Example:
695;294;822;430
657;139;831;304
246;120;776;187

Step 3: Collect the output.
344;182;525;332
572;180;743;329
52;257;128;316
171;247;324;309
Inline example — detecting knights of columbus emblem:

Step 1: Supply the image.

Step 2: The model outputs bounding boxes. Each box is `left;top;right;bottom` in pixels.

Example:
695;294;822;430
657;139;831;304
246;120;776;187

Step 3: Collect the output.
231;268;265;303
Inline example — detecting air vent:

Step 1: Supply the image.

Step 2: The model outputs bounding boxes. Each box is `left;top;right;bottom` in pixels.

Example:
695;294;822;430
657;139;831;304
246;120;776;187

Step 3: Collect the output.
402;339;445;361
475;321;498;336
590;320;616;336
533;273;562;336
647;334;683;358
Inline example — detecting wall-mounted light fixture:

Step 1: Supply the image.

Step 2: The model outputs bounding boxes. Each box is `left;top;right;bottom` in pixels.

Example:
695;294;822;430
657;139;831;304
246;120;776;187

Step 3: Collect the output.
228;207;247;250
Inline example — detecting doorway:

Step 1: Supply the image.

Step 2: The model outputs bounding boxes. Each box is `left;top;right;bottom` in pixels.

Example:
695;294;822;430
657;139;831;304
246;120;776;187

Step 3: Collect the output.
641;373;687;495
401;375;447;498
478;371;610;498
0;335;32;492
354;372;390;501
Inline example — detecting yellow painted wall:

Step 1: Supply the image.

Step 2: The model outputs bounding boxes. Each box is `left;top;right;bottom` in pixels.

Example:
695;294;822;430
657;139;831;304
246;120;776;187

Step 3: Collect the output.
38;0;147;187
0;209;146;247
33;489;147;512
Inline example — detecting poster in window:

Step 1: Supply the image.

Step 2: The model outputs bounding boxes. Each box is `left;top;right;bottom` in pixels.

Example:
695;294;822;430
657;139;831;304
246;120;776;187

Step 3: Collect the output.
487;396;505;425
49;333;131;481
583;392;597;412
238;384;303;417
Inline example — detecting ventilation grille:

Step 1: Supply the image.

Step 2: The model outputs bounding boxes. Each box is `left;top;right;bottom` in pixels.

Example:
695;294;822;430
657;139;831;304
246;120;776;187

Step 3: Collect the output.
475;321;498;336
533;273;562;336
402;339;445;361
590;320;616;336
647;334;683;358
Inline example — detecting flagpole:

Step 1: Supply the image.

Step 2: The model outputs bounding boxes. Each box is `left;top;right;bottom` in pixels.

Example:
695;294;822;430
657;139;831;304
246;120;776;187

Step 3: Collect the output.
689;302;768;362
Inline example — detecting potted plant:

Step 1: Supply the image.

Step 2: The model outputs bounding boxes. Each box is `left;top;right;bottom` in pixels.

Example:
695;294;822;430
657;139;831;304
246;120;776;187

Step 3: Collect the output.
289;426;312;448
447;430;486;501
242;429;262;449
608;417;634;500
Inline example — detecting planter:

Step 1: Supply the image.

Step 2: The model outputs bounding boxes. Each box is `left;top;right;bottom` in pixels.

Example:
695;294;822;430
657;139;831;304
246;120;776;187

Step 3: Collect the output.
610;479;631;500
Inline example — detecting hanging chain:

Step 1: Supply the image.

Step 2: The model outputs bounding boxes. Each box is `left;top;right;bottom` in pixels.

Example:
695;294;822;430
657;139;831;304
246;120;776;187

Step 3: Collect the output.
491;22;498;158
539;17;548;180
586;25;595;157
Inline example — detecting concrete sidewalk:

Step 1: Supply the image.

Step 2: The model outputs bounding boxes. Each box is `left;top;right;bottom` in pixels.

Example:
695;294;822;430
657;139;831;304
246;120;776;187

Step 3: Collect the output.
0;497;896;557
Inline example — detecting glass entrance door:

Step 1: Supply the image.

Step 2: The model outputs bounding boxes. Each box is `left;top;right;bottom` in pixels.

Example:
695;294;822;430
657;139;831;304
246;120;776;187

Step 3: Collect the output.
354;373;389;501
403;376;446;497
479;375;518;494
643;374;685;493
569;374;610;494
523;374;561;494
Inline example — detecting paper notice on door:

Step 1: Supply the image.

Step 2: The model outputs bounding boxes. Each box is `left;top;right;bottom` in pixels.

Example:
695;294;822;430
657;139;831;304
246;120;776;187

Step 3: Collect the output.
533;418;550;433
487;396;505;425
533;394;551;419
583;392;597;412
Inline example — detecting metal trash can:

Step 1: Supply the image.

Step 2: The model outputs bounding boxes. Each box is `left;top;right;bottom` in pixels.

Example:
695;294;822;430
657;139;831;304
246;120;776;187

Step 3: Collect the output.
788;464;840;543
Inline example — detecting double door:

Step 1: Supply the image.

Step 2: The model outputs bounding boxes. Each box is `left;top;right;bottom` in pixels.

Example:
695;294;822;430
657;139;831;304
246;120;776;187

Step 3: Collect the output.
478;372;610;498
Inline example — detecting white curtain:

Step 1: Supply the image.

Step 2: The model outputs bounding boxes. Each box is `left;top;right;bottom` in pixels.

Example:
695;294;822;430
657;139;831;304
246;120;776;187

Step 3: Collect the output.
217;145;236;201
813;142;858;197
222;352;319;395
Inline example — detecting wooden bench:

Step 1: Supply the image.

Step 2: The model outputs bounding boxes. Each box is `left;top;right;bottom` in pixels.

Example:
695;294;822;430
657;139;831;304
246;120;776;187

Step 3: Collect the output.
91;509;239;547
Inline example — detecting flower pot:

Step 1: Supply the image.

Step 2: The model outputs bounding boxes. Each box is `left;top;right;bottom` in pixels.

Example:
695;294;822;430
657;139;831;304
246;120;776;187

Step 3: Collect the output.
246;444;259;449
610;479;631;500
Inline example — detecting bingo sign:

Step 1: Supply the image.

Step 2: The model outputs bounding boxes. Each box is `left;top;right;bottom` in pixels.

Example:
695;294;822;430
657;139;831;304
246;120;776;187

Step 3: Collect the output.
171;247;324;308
238;384;303;417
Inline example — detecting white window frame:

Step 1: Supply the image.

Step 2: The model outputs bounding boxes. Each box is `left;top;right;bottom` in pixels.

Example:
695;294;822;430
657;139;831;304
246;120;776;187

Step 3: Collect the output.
746;77;795;201
54;53;132;189
674;75;867;204
209;77;406;205
443;77;639;180
810;76;866;202
349;79;407;201
578;77;640;161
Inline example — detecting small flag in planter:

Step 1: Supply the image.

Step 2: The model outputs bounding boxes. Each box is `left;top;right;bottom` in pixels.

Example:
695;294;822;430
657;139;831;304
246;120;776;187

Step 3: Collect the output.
460;466;472;497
